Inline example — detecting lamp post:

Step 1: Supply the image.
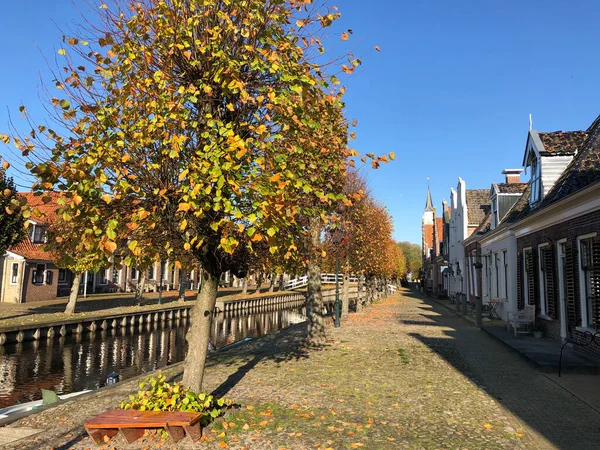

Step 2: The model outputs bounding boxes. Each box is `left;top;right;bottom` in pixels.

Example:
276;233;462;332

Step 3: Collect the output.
332;229;345;328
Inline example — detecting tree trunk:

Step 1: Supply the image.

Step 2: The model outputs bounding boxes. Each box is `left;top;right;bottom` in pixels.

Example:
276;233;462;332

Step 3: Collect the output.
342;270;350;318
255;272;263;294
356;273;365;312
241;277;248;295
178;270;186;301
268;274;276;292
135;270;147;306
307;217;325;345
182;265;220;392
64;272;82;314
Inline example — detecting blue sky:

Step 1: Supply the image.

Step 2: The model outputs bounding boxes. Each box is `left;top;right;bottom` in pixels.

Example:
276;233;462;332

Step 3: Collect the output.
1;1;599;244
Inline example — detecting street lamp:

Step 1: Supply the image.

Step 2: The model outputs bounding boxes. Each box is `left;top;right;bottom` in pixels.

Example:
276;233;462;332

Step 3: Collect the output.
332;229;345;328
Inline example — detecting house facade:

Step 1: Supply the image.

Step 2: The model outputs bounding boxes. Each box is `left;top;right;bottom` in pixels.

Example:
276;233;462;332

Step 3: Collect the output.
447;178;490;300
513;116;600;351
1;193;200;303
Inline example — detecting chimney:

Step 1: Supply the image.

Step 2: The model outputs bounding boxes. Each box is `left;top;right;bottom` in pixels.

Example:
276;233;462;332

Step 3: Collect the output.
502;169;523;184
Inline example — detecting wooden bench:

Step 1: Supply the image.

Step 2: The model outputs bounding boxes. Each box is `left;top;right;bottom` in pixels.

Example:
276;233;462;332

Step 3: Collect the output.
84;409;202;445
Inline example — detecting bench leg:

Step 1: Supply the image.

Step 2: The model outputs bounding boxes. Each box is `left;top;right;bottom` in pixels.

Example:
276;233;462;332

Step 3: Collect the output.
119;428;145;443
166;424;185;442
86;428;118;445
185;422;202;441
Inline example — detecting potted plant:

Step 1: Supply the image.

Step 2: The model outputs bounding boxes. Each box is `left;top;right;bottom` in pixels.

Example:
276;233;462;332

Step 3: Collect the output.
533;323;543;339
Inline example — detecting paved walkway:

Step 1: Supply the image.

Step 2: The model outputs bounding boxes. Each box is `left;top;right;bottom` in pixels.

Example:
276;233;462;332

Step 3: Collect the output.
3;288;600;449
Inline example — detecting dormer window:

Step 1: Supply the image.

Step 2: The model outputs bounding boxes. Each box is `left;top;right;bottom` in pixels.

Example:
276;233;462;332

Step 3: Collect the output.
530;157;541;203
491;197;498;228
31;224;47;244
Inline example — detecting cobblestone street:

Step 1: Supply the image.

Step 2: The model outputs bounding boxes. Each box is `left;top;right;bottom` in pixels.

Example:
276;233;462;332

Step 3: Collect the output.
4;288;600;449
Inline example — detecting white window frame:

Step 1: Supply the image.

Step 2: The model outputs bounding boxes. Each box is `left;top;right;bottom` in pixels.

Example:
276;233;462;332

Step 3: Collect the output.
577;233;597;329
556;239;568;339
10;262;19;285
523;247;532;307
538;243;550;317
494;252;500;298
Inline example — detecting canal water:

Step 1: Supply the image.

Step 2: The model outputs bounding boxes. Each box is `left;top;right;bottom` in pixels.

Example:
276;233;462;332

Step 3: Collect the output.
0;307;306;409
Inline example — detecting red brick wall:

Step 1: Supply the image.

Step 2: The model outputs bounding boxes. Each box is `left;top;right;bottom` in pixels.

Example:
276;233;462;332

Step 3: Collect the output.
21;262;59;302
517;209;600;354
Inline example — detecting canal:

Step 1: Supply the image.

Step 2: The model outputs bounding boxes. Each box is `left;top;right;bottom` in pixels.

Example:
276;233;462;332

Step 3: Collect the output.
0;307;306;409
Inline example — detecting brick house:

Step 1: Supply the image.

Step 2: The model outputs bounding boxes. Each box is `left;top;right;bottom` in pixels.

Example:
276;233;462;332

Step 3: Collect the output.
512;115;600;352
1;193;199;303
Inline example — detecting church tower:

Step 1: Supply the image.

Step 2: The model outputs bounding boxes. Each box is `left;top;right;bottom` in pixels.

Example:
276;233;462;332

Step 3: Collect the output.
422;186;436;263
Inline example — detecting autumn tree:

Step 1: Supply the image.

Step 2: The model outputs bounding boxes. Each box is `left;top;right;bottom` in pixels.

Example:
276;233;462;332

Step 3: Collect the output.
5;0;388;391
0;161;25;256
398;241;422;276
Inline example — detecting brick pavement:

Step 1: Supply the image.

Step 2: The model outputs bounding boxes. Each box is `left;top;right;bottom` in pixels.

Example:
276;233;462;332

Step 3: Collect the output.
3;288;600;449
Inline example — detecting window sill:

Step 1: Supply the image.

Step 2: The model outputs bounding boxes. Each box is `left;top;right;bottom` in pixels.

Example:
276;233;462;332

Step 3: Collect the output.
575;326;596;334
537;314;554;321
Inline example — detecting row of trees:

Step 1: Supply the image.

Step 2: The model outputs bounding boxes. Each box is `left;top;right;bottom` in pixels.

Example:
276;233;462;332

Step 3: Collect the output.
1;0;397;392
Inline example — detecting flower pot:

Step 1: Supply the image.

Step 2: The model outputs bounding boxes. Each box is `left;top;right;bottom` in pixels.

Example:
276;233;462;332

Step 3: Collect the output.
533;331;543;339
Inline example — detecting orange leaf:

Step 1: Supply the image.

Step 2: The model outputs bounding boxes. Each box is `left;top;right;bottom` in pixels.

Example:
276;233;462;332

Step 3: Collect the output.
374;46;381;51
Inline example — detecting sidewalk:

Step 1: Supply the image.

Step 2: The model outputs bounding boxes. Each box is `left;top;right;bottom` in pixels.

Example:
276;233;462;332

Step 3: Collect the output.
3;288;600;449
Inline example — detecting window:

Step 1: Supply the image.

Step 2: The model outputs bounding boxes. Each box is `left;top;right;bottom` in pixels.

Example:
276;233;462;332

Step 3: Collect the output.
58;269;67;283
31;225;48;243
530;157;541;203
523;249;533;306
494;253;499;298
32;263;46;284
130;268;138;280
10;263;19;284
98;269;109;285
492;197;498;227
579;237;595;328
503;250;508;298
148;267;155;280
538;245;552;317
112;267;120;284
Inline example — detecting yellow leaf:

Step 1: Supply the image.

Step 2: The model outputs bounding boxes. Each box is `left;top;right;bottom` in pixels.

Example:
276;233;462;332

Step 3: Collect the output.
58;48;66;56
341;32;349;41
73;194;82;205
259;421;267;427
217;432;226;438
321;250;327;257
483;423;493;430
184;243;191;251
515;432;525;437
389;152;396;161
102;194;111;204
226;103;234;111
242;423;250;430
178;203;191;212
180;219;187;231
1;161;10;170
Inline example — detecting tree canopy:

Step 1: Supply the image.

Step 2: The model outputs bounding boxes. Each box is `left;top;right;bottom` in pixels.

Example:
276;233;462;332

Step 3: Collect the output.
0;161;26;256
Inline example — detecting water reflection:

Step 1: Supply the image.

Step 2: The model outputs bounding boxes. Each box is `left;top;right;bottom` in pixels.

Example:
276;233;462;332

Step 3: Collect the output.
0;307;306;408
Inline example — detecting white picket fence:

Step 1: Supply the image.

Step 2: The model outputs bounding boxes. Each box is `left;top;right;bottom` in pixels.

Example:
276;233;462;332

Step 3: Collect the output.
284;273;358;290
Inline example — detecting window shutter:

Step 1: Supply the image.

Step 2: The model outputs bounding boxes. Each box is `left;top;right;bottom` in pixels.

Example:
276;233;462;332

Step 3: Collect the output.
543;246;557;319
517;252;524;310
565;241;578;327
590;237;600;329
525;251;536;306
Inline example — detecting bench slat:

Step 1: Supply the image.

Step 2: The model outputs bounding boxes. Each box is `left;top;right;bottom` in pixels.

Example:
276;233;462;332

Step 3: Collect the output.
85;409;202;429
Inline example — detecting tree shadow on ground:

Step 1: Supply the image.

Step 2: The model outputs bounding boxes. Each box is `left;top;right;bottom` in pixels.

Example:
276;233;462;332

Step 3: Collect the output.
406;287;600;450
207;322;321;398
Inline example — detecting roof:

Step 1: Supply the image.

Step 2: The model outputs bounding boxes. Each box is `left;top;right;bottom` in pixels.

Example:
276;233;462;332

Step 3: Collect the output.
465;189;491;226
503;186;532;223
19;192;61;224
541;114;600;206
496;183;528;194
473;212;491;234
9;236;54;261
424;186;434;212
538;131;588;156
8;192;61;260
